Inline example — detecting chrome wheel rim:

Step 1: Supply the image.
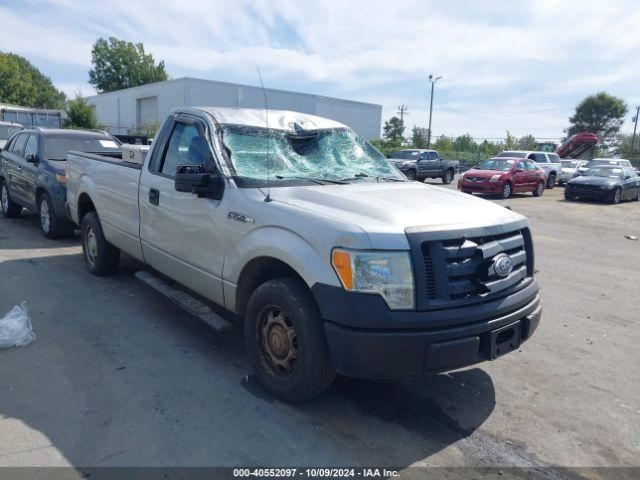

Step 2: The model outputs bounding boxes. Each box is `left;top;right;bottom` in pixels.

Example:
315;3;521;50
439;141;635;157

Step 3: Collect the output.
40;199;50;232
85;227;98;266
445;171;452;183
537;183;544;195
614;189;620;203
1;185;8;212
260;307;298;377
503;184;511;198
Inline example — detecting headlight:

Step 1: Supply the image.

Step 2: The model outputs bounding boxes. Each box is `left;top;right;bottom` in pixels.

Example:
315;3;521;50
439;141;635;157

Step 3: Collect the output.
599;184;613;190
489;174;501;183
331;249;414;310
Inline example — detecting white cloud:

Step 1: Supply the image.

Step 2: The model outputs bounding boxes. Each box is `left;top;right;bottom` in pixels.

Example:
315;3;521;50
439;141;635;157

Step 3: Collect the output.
2;0;639;137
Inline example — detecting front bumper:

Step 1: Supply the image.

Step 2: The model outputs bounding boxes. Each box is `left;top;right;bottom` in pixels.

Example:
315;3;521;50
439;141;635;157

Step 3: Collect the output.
312;281;541;378
457;180;502;194
566;186;609;199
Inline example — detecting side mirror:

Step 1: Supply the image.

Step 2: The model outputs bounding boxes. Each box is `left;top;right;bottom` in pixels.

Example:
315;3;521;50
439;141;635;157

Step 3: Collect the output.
175;164;224;200
25;153;38;164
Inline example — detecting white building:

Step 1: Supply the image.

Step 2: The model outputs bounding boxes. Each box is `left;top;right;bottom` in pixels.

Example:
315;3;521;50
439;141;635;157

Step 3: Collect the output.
86;77;382;140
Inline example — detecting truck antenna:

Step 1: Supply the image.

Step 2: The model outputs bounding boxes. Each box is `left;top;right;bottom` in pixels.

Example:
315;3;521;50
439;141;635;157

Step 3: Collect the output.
256;67;272;202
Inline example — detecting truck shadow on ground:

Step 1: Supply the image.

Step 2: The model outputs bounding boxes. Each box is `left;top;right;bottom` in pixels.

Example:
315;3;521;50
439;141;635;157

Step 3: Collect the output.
0;252;496;468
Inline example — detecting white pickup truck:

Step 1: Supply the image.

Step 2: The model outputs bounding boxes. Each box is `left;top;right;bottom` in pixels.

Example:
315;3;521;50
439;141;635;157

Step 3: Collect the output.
66;107;541;402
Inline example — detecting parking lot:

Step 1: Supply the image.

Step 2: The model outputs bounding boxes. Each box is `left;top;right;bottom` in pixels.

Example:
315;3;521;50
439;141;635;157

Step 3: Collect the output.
0;180;639;472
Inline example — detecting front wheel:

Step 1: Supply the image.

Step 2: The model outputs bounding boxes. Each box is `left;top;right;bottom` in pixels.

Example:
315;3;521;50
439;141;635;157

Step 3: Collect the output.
245;277;335;403
564;190;575;201
0;179;22;218
532;181;545;197
500;182;512;199
405;169;417;181
546;174;556;189
442;169;454;184
81;211;120;275
608;188;621;204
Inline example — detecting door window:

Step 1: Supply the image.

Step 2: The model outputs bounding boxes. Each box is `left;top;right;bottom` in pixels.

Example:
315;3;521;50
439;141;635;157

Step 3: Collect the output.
11;134;28;155
533;153;547;163
24;135;38;157
525;160;537;171
160;122;211;177
515;160;526;171
547;153;559;162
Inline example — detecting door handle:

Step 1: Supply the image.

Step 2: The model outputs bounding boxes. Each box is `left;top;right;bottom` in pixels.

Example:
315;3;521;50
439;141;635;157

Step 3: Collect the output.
149;188;160;206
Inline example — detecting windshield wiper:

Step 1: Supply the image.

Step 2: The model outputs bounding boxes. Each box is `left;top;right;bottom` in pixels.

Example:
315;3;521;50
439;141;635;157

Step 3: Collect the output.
274;175;349;185
339;173;405;183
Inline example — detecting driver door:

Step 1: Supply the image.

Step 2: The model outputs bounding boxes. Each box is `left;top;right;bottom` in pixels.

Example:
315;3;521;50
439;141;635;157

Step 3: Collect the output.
139;114;226;306
417;151;438;176
512;160;528;192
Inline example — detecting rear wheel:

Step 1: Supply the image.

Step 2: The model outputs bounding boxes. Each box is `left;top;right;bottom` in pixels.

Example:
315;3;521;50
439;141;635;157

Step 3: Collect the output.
546;173;556;189
81;211;120;275
442;169;454;184
245;277;335;402
500;182;512;199
532;181;545;197
38;192;71;239
0;179;22;218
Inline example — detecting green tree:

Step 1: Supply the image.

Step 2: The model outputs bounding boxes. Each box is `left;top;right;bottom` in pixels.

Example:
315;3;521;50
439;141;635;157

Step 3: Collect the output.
370;138;401;158
453;133;477;152
89;37;168;93
567;92;627;141
613;134;640;164
64;93;98;129
518;134;537;150
503;130;519;150
0;52;66;108
433;135;454;152
411;126;429;148
383;116;405;143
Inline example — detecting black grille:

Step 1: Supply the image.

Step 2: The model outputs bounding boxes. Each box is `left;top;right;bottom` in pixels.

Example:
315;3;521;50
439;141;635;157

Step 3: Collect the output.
419;229;530;305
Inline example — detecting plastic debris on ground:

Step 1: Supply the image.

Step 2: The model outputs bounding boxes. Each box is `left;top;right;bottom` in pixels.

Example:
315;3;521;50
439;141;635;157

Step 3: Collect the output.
0;302;36;348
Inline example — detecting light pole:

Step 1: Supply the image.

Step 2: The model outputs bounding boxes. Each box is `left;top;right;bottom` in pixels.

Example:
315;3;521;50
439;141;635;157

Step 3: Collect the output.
427;74;442;148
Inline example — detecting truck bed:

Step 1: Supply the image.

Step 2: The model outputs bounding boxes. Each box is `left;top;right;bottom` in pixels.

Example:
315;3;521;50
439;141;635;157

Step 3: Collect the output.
66;150;144;260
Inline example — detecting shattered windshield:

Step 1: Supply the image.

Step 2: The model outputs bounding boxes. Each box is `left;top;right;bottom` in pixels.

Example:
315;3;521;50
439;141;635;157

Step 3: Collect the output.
220;125;404;185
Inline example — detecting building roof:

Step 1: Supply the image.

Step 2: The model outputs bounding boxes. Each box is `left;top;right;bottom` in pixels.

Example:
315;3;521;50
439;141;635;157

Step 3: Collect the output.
86;77;381;109
193;107;348;131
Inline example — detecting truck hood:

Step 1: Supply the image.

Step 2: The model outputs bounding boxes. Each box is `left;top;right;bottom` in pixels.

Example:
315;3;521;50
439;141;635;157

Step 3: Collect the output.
272;182;527;248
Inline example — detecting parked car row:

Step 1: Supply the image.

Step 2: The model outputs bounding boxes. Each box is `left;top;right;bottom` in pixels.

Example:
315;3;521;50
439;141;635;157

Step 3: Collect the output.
1;108;543;402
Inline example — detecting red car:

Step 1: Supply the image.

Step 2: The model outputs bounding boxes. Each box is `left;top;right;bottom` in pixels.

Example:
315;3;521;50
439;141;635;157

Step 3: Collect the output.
458;157;547;199
556;132;599;159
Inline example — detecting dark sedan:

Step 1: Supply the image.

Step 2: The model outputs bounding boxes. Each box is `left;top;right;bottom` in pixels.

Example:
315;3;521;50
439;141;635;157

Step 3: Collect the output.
565;166;640;204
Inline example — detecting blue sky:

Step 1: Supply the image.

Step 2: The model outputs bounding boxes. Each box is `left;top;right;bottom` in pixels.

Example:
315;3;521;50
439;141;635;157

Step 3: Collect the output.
1;0;639;139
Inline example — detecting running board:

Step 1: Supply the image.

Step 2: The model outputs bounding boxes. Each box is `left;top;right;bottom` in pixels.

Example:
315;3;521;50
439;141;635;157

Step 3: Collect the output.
134;270;233;333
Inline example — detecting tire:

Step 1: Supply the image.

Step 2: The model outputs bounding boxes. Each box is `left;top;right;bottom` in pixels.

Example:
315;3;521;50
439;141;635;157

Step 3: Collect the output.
38;191;71;239
0;179;22;218
405;169;417;181
636;188;640;202
546;173;556;189
564;190;575;201
81;211;120;276
245;277;335;403
442;169;454;184
500;182;512;199
532;181;545;197
608;188;621;205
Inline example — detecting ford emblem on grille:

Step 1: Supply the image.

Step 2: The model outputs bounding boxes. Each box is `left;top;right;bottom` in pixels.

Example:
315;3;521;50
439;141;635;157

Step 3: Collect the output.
493;253;514;278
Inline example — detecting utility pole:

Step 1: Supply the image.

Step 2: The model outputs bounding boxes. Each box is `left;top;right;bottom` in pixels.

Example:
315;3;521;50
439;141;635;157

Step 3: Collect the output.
397;105;408;144
632;106;639;150
397;105;408;126
427;74;442;148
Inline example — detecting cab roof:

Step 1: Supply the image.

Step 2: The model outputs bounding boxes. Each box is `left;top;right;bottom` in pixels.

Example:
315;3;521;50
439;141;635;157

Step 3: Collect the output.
183;107;348;132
